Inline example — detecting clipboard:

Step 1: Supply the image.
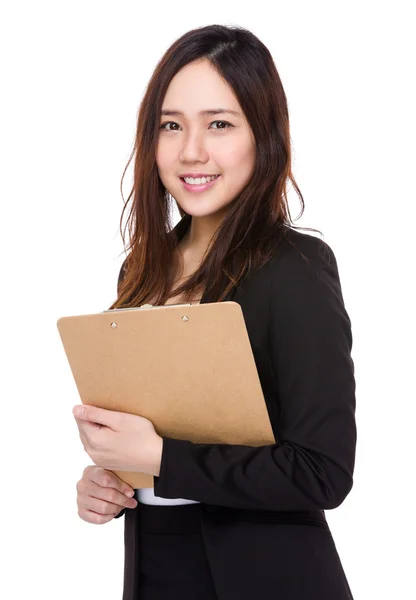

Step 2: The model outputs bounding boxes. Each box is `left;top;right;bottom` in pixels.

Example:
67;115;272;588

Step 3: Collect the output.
57;301;275;488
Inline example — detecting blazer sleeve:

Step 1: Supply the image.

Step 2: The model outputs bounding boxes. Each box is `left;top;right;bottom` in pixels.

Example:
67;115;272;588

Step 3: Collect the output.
153;239;357;511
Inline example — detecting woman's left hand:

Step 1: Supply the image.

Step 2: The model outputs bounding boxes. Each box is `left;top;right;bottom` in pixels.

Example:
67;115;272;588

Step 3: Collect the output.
73;405;163;476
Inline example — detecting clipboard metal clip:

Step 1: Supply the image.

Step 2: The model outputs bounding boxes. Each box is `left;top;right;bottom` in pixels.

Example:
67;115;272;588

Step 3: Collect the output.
103;302;193;313
102;306;152;313
103;305;154;313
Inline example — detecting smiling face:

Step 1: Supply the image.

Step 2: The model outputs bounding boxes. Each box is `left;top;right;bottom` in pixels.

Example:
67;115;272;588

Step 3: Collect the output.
156;59;256;222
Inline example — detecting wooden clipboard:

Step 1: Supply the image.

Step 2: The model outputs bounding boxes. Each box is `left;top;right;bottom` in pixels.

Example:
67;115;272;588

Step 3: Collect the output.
57;301;275;488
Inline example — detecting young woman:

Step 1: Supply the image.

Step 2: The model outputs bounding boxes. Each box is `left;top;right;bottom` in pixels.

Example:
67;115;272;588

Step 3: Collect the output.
74;24;357;600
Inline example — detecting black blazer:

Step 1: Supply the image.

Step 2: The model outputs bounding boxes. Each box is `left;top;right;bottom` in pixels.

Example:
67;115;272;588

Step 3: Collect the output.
115;222;356;600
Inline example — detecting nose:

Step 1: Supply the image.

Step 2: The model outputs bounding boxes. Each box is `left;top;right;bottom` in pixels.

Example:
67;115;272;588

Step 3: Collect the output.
179;130;209;163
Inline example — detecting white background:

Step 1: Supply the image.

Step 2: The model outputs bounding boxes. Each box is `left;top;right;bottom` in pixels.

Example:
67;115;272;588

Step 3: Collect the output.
1;1;414;598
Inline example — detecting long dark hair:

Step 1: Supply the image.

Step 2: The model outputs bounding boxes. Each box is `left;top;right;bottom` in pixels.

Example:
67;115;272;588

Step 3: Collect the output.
108;24;322;310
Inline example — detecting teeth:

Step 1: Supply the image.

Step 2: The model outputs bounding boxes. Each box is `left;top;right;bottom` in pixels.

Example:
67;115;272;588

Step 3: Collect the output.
183;175;219;185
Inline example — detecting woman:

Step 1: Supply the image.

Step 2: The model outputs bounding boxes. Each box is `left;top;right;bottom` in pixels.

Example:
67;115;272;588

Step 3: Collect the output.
74;24;356;600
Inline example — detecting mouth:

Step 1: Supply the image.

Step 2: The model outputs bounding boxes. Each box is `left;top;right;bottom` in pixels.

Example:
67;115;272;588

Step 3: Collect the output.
179;174;220;181
179;174;221;193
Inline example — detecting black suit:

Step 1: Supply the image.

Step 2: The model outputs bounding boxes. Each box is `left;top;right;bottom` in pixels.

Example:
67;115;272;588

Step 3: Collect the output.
116;222;356;599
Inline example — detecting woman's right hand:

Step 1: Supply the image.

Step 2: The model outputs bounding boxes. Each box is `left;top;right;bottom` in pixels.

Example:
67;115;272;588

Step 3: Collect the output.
76;465;138;524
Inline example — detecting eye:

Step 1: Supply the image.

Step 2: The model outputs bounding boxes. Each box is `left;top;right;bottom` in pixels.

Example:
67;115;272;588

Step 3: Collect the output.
160;122;180;131
159;120;233;131
210;120;232;130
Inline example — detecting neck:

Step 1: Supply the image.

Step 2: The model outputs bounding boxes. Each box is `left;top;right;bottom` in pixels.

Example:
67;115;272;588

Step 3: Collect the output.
181;213;226;254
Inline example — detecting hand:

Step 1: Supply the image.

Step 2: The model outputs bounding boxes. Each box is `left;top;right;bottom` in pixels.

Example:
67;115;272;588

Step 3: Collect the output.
76;465;138;524
73;405;163;476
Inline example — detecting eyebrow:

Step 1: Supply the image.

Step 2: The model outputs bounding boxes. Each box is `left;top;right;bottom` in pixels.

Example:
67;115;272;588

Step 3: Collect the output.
160;108;241;118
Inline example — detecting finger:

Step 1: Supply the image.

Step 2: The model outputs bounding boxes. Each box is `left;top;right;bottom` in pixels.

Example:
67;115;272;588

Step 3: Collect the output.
73;405;122;431
90;467;135;497
82;492;136;515
79;509;118;525
83;481;138;509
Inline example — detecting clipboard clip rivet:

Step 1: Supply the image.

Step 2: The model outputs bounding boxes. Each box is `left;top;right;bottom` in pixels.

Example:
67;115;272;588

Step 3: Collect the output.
181;316;189;322
110;322;118;328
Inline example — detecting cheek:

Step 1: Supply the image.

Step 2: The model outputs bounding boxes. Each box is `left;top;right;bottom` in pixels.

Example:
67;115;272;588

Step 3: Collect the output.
156;144;176;176
222;146;255;177
155;156;169;188
155;145;163;171
219;132;255;169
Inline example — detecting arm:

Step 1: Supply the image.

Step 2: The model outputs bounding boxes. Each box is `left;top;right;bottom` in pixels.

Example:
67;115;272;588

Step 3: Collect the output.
153;240;357;511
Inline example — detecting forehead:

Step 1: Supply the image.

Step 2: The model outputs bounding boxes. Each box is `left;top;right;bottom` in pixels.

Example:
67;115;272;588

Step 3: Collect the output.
161;60;241;116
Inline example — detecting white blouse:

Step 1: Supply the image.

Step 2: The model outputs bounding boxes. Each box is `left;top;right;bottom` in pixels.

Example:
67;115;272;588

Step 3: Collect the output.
136;487;200;505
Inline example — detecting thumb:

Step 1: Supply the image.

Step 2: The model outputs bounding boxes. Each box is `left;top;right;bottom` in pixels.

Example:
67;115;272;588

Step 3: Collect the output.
72;405;120;430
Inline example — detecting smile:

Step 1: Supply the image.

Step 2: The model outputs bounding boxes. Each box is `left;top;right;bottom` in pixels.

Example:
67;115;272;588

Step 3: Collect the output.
179;175;221;193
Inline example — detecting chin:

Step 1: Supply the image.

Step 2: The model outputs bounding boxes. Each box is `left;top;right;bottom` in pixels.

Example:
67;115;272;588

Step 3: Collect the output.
179;203;230;219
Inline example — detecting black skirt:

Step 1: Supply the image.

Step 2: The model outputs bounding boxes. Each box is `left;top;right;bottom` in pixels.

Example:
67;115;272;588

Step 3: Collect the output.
137;502;218;600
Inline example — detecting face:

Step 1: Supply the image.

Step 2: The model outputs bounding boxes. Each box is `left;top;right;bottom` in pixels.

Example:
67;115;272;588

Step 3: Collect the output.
156;59;256;222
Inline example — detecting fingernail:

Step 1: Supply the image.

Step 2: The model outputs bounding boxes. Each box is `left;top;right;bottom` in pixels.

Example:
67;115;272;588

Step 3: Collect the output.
125;489;134;498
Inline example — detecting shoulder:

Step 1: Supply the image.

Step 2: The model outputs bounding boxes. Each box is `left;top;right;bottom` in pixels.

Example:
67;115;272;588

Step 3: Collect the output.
274;226;337;273
266;227;346;305
237;227;341;299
